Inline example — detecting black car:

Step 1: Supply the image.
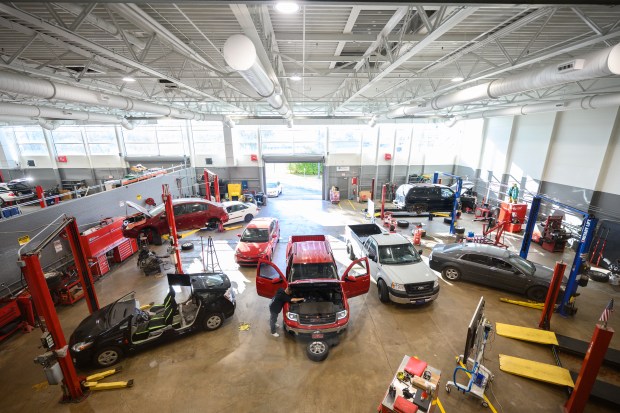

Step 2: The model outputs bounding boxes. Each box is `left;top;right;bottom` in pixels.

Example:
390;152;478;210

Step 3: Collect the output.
69;272;236;368
393;183;457;214
428;243;585;301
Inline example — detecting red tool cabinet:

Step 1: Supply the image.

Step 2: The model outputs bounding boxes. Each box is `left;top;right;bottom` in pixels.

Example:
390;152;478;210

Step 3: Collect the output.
498;202;527;233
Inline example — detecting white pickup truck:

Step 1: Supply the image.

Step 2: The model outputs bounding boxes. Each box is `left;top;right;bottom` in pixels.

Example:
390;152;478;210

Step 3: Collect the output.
345;223;440;304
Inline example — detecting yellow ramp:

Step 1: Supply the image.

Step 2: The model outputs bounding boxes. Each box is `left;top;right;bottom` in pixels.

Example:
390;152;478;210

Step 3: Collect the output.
499;355;574;387
496;323;558;345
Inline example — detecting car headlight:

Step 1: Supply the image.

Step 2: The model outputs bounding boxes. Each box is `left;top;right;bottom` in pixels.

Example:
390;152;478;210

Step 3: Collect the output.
286;312;299;322
337;310;348;320
433;279;439;289
71;341;94;352
391;282;406;291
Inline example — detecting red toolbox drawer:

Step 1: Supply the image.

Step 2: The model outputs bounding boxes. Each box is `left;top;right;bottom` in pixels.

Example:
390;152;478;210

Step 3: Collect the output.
113;238;138;263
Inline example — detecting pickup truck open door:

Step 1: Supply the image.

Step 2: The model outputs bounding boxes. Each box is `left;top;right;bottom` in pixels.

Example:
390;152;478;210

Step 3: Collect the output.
341;257;370;298
256;259;287;298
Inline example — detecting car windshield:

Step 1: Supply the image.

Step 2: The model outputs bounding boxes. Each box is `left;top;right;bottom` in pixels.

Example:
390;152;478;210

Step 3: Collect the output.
241;228;269;243
267;183;277;188
378;243;421;264
148;204;165;216
290;263;338;281
508;254;536;275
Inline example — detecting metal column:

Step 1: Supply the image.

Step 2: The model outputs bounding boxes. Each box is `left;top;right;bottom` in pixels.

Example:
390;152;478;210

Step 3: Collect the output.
519;196;541;259
203;169;211;200
20;253;85;401
162;184;183;274
65;219;99;314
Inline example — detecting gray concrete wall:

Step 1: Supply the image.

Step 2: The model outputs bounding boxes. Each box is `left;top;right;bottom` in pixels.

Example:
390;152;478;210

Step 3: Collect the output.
0;169;190;290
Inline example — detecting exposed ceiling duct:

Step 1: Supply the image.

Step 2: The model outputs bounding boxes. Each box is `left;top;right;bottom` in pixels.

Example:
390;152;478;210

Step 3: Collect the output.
0;102;135;129
223;34;293;120
0;71;221;122
457;92;620;120
386;43;620;119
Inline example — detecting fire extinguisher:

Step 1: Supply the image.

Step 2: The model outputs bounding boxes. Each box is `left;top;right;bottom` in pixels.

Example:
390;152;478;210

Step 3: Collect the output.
413;224;423;246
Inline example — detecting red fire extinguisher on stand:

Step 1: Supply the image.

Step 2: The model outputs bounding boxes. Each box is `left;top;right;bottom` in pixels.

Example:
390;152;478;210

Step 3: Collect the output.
413;224;423;246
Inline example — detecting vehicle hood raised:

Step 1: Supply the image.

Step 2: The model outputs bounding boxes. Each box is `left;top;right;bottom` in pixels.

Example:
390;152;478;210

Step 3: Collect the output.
70;303;116;343
236;241;269;255
126;201;150;217
378;262;438;285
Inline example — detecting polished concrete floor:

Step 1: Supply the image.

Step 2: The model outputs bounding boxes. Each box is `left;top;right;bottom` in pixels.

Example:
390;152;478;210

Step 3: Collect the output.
1;197;619;413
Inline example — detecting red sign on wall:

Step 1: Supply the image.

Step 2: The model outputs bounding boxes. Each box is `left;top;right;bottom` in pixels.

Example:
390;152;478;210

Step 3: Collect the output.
384;153;392;160
250;154;258;161
57;156;67;163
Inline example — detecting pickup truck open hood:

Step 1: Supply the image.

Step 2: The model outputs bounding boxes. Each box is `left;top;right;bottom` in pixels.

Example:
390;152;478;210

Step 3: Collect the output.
379;262;437;285
126;201;150;217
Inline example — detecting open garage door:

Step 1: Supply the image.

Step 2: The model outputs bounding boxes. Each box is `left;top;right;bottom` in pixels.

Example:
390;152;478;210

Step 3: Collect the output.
263;156;325;200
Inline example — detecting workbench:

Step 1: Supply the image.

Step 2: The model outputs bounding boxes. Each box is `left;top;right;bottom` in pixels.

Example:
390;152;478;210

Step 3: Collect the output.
379;355;441;413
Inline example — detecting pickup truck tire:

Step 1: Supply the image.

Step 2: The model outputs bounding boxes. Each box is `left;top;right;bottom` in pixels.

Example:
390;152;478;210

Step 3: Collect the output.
347;243;356;260
181;242;194;251
377;279;390;303
397;220;410;228
306;340;329;362
442;267;461;281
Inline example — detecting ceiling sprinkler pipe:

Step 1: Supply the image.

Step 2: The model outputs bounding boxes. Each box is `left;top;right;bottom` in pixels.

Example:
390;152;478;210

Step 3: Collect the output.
37;119;58;130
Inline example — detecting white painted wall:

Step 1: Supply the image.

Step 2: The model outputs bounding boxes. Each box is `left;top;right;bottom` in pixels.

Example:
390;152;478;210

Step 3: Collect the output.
543;107;617;191
455;119;484;170
478;116;514;174
507;112;556;181
587;107;620;195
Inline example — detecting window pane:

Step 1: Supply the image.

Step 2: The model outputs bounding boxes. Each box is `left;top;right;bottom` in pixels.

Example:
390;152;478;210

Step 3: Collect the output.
193;129;224;142
156;129;183;143
89;143;118;155
52;130;83;143
233;128;258;155
124;128;156;144
194;142;219;154
19;143;48;156
329;128;362;153
158;143;185;156
55;143;86;155
85;129;116;143
125;143;157;156
14;127;45;144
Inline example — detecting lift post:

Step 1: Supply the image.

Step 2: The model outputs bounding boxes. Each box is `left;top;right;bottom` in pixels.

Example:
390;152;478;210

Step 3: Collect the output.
203;169;221;203
433;172;462;234
162;184;183;274
518;195;597;316
18;215;101;402
380;184;386;220
203;169;211;201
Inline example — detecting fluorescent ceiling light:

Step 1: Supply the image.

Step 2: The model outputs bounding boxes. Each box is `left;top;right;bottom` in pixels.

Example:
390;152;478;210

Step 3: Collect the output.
290;74;302;81
451;77;464;82
275;2;299;14
122;77;136;82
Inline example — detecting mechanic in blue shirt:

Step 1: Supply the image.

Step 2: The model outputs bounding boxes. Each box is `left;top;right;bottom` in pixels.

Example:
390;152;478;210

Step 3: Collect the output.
269;287;303;337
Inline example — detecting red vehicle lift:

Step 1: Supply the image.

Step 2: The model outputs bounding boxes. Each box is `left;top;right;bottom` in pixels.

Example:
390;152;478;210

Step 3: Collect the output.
18;215;100;402
203;169;221;203
162;184;183;274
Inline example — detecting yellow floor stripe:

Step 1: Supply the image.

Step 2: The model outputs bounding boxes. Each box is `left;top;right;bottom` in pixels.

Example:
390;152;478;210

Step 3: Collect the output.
435;398;446;413
457;360;498;413
496;323;558;345
499;354;574;387
347;199;355;210
162;229;200;241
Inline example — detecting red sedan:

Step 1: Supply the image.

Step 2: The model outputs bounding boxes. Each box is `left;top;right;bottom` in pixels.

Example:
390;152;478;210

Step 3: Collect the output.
122;198;228;245
234;217;280;265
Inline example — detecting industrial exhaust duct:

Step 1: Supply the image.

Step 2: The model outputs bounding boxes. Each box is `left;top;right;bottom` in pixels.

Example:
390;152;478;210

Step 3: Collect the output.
223;34;293;120
386;43;620;119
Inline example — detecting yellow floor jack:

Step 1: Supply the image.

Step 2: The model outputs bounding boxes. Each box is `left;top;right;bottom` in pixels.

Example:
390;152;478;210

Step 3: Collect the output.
82;367;134;391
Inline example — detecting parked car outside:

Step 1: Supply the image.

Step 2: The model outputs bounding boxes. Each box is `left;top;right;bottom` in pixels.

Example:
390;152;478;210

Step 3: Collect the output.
234;217;280;265
428;243;586;301
69;272;235;368
0;183;18;207
223;201;258;224
122;198;229;244
393;183;456;214
266;182;282;197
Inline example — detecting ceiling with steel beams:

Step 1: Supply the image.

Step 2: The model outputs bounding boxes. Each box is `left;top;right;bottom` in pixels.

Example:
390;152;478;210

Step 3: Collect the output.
1;2;620;123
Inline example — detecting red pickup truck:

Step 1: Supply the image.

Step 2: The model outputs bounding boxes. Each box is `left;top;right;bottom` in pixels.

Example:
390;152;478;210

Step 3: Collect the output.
256;235;370;361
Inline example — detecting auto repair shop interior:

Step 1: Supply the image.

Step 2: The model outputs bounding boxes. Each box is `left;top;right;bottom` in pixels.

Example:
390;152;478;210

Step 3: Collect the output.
0;1;619;413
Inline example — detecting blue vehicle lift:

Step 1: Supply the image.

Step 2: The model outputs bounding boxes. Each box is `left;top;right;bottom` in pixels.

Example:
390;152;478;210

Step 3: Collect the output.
433;172;462;235
519;195;598;316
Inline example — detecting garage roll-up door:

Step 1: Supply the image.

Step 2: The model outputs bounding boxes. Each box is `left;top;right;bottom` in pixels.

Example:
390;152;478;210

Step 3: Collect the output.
261;155;325;163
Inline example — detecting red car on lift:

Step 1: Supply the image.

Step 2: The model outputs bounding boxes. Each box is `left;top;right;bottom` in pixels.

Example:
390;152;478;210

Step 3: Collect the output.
256;235;370;361
122;198;229;245
234;217;280;265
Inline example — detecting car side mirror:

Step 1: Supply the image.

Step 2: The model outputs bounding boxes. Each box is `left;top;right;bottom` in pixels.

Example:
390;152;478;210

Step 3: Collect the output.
237;234;241;238
272;234;278;238
270;278;283;284
418;249;423;255
368;252;377;262
345;275;356;282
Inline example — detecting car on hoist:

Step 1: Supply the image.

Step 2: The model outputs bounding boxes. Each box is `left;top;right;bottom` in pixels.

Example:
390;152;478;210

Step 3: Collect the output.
234;217;280;265
121;198;229;244
69;272;236;369
428;243;588;301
